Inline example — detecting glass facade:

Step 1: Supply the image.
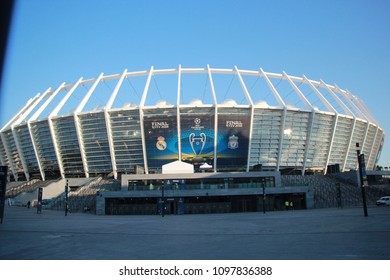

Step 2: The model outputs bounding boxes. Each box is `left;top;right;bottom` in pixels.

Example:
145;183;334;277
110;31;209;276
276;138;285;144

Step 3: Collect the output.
2;129;24;176
78;112;112;174
250;108;282;168
305;113;333;168
280;111;310;167
29;120;59;175
14;124;39;174
51;116;84;176
328;116;353;166
109;109;143;173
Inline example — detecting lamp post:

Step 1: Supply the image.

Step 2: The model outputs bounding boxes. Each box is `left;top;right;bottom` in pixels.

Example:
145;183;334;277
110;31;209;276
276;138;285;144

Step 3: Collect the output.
356;143;368;217
261;177;266;214
161;185;165;218
65;179;68;216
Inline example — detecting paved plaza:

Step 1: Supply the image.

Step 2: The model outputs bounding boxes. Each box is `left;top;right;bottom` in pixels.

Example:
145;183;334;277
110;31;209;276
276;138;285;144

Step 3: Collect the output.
0;205;389;260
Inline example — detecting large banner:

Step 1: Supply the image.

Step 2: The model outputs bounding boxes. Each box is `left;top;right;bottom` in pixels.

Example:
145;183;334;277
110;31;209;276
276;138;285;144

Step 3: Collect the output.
180;114;215;166
217;113;251;167
144;115;179;168
143;111;250;170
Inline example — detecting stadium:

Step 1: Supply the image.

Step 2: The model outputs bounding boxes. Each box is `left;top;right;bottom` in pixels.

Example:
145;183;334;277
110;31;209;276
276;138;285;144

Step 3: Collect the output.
1;66;387;215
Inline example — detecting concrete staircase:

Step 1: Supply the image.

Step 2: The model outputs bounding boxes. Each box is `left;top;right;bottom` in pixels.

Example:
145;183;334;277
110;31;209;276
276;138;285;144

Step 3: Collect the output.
281;174;390;208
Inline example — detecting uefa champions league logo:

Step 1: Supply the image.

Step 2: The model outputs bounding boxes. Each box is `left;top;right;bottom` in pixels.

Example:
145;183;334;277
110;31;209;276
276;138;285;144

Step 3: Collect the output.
189;133;206;156
189;118;206;156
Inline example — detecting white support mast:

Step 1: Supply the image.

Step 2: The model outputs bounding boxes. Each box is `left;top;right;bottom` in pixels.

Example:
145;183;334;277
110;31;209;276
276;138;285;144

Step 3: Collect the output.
304;77;338;174
74;73;104;178
284;71;314;175
208;65;218;172
105;69;127;179
260;68;286;171
234;66;254;172
139;66;154;174
176;65;182;162
48;80;82;179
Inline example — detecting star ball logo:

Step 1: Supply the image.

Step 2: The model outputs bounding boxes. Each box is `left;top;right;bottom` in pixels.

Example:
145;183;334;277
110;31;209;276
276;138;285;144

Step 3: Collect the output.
192;118;204;131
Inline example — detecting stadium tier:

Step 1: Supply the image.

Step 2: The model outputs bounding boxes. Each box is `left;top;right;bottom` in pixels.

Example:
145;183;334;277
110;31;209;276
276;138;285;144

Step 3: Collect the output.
0;66;384;181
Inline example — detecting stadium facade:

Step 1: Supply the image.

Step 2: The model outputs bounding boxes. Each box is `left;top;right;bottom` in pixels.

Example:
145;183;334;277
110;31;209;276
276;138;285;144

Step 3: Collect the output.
0;66;385;183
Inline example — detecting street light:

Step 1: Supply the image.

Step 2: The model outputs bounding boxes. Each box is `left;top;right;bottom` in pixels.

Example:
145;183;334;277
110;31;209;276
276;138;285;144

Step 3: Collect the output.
161;184;165;218
65;179;69;216
261;177;266;214
356;143;368;217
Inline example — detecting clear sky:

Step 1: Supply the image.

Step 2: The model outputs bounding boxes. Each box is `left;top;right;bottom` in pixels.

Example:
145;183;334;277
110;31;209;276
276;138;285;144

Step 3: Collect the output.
1;0;389;167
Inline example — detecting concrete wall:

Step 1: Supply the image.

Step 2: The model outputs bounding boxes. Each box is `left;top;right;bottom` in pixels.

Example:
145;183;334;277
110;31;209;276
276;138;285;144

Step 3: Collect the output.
95;186;312;215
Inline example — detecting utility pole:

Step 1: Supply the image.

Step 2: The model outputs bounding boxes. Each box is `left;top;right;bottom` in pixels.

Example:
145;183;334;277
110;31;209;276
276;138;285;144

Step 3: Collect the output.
0;166;7;224
161;185;165;218
65;179;68;216
356;143;368;217
262;177;266;214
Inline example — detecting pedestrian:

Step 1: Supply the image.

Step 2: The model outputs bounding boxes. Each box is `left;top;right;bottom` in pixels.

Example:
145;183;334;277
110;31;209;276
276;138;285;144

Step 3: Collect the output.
27;201;31;208
284;200;289;210
289;201;294;210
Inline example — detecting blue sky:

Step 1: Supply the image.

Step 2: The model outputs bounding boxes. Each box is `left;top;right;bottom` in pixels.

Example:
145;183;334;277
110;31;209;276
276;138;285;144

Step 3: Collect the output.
1;0;389;166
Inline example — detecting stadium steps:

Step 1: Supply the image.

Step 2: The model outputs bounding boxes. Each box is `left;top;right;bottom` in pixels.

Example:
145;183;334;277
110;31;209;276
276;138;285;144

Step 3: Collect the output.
6;178;63;206
47;177;121;213
282;174;390;208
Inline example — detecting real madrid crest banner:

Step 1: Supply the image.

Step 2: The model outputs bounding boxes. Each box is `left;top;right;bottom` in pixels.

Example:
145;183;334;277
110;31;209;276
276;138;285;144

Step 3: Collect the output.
144;114;179;168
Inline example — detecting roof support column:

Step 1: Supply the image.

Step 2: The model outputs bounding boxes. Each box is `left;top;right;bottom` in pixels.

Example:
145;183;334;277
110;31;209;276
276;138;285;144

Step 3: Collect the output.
335;86;366;120
1;93;41;132
304;76;337;114
322;81;355;117
27;122;45;180
354;121;370;170
139;67;154;174
105;69;127;179
283;71;312;110
342;118;357;171
234;66;254;172
208;65;218;172
324;114;339;174
353;96;378;125
176;65;182;162
260;68;286;171
302;110;316;175
48;78;83;179
74;73;104;178
0;132;17;180
11;127;30;180
367;127;380;169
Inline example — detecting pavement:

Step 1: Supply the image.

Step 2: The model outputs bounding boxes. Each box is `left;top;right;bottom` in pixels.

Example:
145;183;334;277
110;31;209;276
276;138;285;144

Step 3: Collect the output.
0;205;389;260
